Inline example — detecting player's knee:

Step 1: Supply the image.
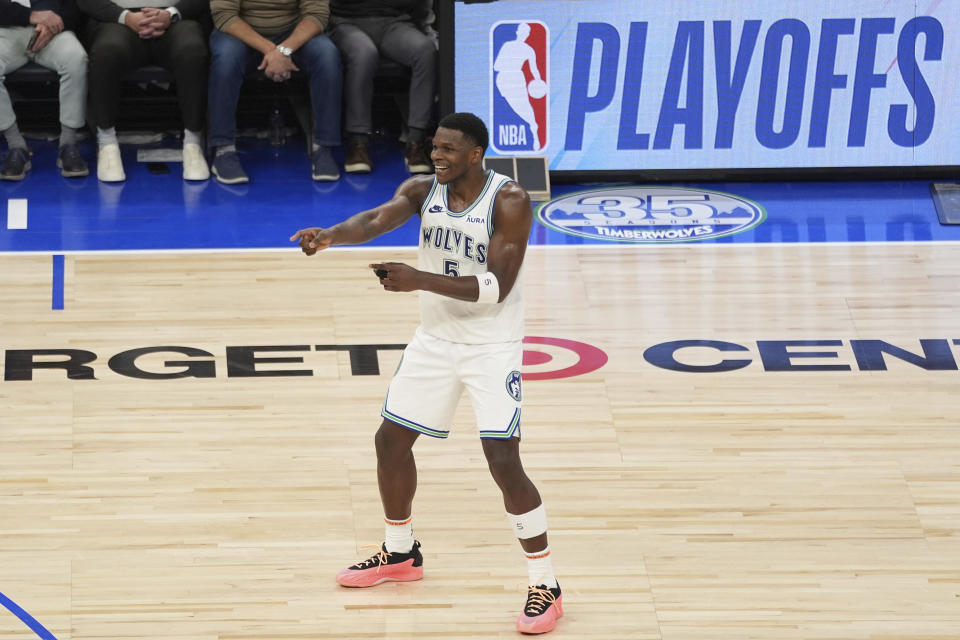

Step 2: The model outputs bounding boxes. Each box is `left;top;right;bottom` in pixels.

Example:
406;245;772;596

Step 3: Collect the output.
484;443;523;484
374;427;393;459
375;422;412;462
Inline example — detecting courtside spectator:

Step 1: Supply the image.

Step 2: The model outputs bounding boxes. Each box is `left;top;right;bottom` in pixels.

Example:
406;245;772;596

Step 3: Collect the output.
208;0;341;184
329;0;435;175
78;0;210;182
0;0;88;180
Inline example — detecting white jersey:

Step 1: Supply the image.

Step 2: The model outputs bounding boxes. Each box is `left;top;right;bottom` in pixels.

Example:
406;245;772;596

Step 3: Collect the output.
417;170;524;344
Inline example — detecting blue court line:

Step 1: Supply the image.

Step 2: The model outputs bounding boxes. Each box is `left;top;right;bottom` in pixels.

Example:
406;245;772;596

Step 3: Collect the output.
0;591;59;640
51;254;64;310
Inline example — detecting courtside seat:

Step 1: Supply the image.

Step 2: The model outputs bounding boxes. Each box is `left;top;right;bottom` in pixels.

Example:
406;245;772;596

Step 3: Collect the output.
6;60;173;86
5;62;179;134
5;57;414;144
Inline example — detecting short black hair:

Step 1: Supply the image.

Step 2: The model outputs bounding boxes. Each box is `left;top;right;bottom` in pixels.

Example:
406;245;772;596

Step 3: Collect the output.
437;112;489;154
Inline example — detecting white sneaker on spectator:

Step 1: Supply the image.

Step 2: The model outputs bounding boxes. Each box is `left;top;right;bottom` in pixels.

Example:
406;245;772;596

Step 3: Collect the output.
97;144;125;182
182;143;210;181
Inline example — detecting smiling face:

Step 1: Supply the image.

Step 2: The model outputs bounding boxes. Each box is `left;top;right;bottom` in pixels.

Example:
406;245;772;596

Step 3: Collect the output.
430;127;483;185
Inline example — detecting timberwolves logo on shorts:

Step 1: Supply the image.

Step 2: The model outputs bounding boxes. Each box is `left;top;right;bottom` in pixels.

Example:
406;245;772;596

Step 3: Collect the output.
491;21;548;154
505;370;522;402
537;187;766;243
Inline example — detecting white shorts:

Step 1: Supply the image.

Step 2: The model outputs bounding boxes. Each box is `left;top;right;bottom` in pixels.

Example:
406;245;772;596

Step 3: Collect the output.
381;327;523;440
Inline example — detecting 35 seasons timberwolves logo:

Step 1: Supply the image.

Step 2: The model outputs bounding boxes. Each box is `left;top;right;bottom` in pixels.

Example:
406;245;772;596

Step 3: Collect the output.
537;186;766;243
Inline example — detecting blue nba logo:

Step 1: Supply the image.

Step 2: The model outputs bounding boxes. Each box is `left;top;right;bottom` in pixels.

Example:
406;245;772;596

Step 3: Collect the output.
491;21;549;154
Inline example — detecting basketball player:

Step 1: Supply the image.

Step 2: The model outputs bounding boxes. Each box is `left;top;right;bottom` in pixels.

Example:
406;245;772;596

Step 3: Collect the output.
493;22;543;149
290;112;562;634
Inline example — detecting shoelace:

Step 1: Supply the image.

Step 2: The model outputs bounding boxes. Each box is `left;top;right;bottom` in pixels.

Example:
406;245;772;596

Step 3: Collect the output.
355;544;391;573
523;585;557;615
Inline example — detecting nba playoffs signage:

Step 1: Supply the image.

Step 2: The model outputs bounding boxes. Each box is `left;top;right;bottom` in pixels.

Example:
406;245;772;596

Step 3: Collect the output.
453;0;959;170
538;186;765;243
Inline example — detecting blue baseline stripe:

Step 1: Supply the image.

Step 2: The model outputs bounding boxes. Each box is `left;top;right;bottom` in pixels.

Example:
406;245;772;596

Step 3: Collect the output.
51;254;64;310
0;591;59;640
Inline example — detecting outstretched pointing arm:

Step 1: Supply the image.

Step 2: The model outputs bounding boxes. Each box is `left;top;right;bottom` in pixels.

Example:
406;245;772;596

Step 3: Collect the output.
290;176;433;255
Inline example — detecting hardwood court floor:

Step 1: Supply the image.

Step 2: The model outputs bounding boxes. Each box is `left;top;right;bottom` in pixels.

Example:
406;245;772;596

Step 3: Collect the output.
1;243;959;639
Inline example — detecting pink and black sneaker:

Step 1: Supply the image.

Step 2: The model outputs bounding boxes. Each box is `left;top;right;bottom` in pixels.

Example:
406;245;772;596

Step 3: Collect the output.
516;583;563;634
336;541;424;588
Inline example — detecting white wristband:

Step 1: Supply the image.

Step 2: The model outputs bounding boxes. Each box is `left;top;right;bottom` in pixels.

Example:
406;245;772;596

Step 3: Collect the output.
475;272;499;304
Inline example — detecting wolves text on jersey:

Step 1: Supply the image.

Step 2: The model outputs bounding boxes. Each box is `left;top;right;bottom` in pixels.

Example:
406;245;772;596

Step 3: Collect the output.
422;225;488;264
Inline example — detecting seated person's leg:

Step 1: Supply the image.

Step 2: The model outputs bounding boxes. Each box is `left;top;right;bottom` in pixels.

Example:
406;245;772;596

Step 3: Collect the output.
380;20;436;174
87;23;144;182
294;33;342;180
329;20;378;173
208;28;251;184
0;27;31;136
0;28;32;180
33;30;90;177
379;20;436;132
157;20;210;180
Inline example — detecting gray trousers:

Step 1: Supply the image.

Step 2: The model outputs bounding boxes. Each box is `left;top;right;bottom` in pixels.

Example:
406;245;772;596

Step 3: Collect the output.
329;15;436;136
0;26;87;132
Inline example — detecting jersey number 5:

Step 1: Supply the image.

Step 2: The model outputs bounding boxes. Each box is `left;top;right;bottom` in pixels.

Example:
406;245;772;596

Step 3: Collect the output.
443;259;460;277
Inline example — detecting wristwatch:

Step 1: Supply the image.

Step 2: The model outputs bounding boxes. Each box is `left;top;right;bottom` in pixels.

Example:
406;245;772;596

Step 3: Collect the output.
276;44;293;57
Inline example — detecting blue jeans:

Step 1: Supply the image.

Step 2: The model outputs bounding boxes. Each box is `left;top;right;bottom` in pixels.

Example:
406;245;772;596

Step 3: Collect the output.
208;28;342;148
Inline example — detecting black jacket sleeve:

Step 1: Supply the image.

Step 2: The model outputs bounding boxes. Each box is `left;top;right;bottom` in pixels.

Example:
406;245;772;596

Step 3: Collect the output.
171;0;209;21
78;0;209;23
51;0;80;31
0;0;34;27
1;0;80;32
76;0;124;23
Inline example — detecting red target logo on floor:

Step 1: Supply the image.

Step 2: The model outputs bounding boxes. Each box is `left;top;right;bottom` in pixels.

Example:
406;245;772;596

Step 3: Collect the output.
522;337;607;380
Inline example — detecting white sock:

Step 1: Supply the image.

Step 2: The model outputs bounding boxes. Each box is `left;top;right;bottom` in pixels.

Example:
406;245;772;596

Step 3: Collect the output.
525;546;557;588
183;129;203;147
384;516;414;553
97;127;118;147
